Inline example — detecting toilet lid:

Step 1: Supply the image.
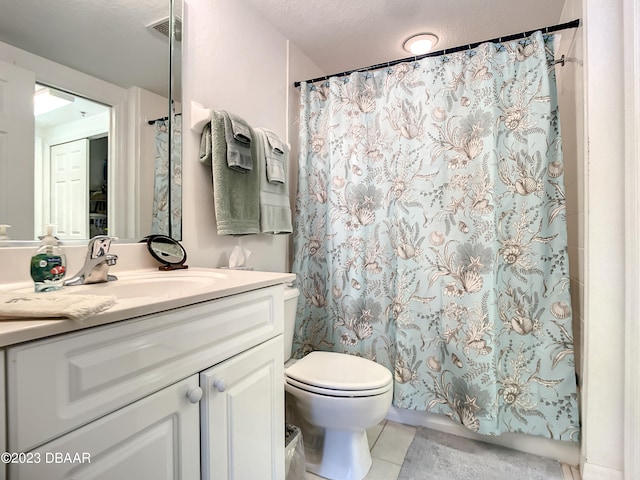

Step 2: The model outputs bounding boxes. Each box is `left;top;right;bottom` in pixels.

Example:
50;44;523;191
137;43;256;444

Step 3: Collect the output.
285;351;393;394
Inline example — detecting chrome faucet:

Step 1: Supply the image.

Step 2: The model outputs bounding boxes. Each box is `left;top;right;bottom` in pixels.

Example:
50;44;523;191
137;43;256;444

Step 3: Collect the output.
64;236;119;286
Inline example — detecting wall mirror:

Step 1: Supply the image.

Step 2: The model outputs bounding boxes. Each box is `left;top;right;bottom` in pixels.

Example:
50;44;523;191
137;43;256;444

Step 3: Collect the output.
0;0;183;243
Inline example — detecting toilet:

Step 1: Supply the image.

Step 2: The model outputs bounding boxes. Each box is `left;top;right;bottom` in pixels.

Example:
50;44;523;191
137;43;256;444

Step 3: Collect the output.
283;287;393;480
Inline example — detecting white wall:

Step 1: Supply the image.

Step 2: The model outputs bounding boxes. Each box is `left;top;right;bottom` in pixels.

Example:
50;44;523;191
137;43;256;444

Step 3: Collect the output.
558;0;584;402
580;0;626;478
181;0;290;272
286;42;326;269
623;2;640;479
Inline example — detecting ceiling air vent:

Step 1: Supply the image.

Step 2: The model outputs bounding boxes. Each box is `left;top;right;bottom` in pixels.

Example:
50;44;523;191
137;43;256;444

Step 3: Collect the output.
147;17;182;42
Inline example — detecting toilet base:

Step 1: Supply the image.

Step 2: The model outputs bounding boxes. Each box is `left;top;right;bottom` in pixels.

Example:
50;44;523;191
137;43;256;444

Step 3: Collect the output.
306;429;372;480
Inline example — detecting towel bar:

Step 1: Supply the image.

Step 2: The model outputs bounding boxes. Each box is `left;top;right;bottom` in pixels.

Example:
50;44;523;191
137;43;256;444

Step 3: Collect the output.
190;101;212;133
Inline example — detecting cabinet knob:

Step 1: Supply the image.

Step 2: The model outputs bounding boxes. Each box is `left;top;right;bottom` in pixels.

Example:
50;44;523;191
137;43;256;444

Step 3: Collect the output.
186;387;203;403
213;379;227;392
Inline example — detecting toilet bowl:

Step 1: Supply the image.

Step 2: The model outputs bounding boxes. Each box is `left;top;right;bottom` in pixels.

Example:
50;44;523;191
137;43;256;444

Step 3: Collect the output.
283;287;393;480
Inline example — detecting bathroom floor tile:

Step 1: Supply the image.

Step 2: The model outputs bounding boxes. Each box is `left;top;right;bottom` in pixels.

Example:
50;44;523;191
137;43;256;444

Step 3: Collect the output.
303;420;574;480
561;463;582;480
366;420;386;450
364;457;401;480
304;472;324;480
369;421;416;465
303;457;400;480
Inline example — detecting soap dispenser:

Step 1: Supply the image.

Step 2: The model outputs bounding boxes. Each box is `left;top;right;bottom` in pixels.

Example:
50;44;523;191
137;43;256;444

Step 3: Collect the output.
30;225;67;292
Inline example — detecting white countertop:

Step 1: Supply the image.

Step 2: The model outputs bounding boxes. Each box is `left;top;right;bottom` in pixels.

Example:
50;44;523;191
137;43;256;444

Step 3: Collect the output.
0;267;296;347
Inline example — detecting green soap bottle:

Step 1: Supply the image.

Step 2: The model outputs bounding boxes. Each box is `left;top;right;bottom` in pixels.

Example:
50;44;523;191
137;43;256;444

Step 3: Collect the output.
30;225;67;292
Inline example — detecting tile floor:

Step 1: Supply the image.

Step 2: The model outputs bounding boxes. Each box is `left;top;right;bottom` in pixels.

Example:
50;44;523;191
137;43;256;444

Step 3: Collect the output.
304;420;581;480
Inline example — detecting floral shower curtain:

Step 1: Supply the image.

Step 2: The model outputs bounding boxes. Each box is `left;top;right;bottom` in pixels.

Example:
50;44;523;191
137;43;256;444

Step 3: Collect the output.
152;115;182;239
292;32;579;441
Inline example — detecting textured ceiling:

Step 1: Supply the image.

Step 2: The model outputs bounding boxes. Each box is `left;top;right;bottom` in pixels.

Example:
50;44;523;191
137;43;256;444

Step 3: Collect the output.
0;0;567;95
245;0;567;77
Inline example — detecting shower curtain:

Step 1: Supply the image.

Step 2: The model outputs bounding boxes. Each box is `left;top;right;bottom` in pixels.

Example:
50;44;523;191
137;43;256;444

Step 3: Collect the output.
152;115;182;238
292;32;579;441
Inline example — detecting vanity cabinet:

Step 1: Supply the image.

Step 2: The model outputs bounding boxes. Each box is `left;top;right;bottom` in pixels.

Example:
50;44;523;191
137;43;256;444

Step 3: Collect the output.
3;285;285;480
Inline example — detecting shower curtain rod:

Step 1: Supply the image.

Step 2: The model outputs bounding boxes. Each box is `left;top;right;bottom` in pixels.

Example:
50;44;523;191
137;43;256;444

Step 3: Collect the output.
147;112;182;125
293;18;580;87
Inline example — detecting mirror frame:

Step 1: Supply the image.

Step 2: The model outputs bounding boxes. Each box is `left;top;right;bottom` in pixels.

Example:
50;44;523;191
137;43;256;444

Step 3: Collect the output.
168;0;178;240
145;234;188;270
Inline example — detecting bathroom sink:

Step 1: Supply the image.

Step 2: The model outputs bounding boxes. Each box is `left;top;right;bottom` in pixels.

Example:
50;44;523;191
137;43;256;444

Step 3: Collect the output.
0;269;228;301
69;270;228;299
73;269;228;300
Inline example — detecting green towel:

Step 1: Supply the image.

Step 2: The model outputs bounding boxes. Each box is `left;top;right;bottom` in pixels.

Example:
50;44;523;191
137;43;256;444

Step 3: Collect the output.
199;111;260;235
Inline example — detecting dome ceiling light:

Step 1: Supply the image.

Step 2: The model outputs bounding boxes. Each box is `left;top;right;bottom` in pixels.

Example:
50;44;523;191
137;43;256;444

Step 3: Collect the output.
403;33;439;55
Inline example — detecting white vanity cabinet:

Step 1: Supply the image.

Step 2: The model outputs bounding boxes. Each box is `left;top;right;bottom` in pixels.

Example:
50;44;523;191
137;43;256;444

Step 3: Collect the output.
3;284;286;480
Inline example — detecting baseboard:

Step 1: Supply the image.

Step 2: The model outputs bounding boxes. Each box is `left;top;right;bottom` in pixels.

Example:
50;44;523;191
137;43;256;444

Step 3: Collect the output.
386;407;580;465
581;462;623;480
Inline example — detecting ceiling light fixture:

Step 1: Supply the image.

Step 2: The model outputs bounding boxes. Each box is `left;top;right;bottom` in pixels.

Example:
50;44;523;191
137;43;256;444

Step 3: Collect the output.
34;88;74;116
403;33;439;55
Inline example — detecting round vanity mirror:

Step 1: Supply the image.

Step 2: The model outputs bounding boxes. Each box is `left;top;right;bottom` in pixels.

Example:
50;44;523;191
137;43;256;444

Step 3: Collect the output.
145;235;188;270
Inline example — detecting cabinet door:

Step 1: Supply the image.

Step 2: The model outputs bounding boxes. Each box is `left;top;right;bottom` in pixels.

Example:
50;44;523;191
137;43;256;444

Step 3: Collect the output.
0;351;5;480
11;375;201;480
201;336;284;480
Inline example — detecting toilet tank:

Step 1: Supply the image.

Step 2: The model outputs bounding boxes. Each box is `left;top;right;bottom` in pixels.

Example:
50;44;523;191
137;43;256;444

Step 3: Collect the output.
283;287;300;362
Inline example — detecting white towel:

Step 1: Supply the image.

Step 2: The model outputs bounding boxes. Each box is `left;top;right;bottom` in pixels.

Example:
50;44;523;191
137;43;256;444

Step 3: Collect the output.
0;293;116;322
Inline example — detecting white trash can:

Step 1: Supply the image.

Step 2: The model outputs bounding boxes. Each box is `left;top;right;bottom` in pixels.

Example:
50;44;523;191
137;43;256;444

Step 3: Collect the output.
285;423;306;480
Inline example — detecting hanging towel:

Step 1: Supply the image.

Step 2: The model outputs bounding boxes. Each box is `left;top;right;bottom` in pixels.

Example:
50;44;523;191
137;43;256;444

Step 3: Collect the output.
263;129;286;184
255;128;293;234
199;122;212;164
0;293;116;322
221;111;253;172
200;111;260;235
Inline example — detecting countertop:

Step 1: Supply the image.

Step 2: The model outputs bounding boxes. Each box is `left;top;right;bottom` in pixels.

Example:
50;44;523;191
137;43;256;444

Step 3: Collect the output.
0;267;296;347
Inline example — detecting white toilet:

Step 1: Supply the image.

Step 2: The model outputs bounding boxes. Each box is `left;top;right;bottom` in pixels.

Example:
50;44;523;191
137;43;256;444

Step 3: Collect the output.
283;287;393;480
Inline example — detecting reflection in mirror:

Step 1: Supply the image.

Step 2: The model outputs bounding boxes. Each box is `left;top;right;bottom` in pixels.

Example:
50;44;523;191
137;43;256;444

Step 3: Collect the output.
34;84;111;240
0;0;182;243
145;234;188;271
150;0;183;241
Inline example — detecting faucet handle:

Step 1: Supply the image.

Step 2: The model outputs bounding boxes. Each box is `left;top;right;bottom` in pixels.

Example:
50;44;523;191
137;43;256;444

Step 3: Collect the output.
89;235;119;258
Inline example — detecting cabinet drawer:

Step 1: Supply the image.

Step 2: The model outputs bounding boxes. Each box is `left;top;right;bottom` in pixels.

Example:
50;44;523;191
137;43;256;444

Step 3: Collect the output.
8;285;283;452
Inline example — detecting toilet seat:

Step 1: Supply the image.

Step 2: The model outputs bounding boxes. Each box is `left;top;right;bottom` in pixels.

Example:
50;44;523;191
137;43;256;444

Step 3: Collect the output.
286;376;392;397
285;351;393;398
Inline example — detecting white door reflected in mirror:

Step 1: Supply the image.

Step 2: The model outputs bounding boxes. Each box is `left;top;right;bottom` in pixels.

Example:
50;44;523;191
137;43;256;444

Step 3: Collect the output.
49;140;89;240
34;85;110;241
